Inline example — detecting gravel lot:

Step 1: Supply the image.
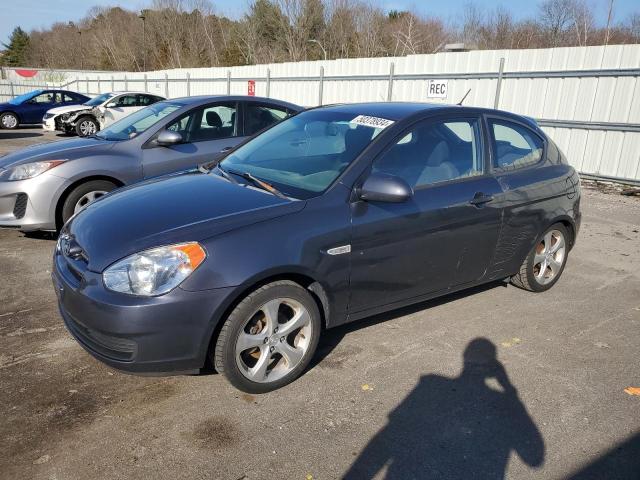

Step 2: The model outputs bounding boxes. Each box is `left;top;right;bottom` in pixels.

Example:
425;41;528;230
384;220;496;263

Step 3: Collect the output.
1;128;639;480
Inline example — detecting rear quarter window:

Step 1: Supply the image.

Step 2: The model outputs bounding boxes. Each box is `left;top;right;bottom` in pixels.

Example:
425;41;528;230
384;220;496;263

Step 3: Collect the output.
490;120;544;171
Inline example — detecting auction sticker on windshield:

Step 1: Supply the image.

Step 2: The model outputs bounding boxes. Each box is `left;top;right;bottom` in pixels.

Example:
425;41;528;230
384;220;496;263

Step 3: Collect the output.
350;115;395;129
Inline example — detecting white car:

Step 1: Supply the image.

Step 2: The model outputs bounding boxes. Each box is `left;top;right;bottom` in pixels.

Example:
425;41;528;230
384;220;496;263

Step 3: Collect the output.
43;91;165;137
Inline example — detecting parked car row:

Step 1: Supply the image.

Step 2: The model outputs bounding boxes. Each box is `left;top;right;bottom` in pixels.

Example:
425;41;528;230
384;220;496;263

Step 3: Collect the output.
43;91;166;136
0;89;90;129
0;95;301;230
1;91;582;393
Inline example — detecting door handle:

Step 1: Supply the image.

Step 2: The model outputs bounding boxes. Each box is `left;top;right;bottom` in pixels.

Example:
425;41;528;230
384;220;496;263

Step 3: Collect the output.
469;193;494;206
220;146;233;153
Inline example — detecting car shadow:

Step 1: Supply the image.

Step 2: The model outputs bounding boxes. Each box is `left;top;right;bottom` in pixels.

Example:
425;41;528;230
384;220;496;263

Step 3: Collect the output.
0;131;44;139
565;431;640;479
200;281;508;377
310;280;507;370
21;231;58;241
343;337;545;479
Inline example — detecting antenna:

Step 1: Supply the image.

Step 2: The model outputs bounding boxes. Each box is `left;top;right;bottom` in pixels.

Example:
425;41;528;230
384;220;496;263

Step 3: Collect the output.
457;89;471;106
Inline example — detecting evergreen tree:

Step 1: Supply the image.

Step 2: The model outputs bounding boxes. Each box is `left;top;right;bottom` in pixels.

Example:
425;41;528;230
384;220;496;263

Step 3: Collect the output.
2;27;30;66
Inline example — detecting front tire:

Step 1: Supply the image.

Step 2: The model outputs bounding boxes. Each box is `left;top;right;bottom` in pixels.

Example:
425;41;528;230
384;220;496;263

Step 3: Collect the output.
60;180;117;226
511;223;570;292
214;281;321;393
75;116;99;137
0;112;19;129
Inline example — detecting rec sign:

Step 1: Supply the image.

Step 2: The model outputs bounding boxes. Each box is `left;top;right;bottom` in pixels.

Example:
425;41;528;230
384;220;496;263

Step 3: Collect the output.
427;80;448;99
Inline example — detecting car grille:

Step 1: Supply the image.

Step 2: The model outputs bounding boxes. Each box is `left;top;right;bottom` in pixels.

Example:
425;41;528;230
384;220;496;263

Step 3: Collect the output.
13;193;28;219
63;311;136;362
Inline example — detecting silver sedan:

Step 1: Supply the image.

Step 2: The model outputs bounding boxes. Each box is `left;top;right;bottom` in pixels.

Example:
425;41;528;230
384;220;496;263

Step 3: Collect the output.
0;95;301;232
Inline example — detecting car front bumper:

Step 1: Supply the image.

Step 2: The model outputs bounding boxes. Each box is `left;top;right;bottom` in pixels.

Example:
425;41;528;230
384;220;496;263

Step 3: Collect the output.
42;118;57;131
52;249;235;374
0;173;66;231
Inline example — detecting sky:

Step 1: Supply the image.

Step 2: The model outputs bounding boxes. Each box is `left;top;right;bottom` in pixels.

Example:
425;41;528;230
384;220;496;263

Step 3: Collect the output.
1;0;638;44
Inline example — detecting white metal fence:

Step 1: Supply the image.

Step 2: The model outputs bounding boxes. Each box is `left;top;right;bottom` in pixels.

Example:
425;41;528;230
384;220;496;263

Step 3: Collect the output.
1;45;639;184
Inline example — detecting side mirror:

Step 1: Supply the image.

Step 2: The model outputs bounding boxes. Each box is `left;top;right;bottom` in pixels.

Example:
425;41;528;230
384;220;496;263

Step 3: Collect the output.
359;172;413;203
156;130;183;146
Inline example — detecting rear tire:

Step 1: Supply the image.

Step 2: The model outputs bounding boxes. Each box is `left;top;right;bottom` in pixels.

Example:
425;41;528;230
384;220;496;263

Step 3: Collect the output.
0;112;19;129
214;281;321;393
60;180;117;226
75;116;99;137
511;223;570;292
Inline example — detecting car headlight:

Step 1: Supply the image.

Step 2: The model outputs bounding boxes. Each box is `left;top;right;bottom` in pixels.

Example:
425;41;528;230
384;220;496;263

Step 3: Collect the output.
103;242;206;296
1;160;65;181
61;113;70;121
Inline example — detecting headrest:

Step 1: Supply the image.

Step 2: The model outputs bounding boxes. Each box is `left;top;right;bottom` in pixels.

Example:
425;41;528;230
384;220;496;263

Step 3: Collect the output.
426;141;450;167
206;111;222;128
344;127;372;153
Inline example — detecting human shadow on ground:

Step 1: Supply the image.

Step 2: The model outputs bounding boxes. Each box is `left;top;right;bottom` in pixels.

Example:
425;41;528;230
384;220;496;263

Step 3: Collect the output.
343;338;545;479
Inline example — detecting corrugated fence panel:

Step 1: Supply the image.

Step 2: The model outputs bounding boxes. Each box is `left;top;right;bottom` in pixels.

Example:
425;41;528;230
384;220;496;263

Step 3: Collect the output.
1;45;639;183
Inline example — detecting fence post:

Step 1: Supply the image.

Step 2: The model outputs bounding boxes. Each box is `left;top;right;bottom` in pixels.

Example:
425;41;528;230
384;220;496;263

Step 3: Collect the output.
318;66;324;106
144;74;148;93
266;68;271;98
111;75;114;92
97;77;101;93
494;57;505;109
387;62;395;101
76;76;79;93
124;74;128;91
186;72;191;97
226;70;231;95
9;81;14;97
164;73;169;98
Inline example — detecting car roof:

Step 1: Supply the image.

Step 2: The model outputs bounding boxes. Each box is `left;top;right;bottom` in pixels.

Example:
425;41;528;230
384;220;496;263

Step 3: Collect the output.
312;102;451;121
309;102;541;129
166;95;302;111
105;91;161;96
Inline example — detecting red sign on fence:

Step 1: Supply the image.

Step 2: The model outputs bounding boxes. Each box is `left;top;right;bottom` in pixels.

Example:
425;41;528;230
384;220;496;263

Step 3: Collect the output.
247;80;255;96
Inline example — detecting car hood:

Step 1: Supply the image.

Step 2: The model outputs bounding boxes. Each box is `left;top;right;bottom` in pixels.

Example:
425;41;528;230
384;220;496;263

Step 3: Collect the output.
68;172;306;272
0;137;116;169
46;104;89;116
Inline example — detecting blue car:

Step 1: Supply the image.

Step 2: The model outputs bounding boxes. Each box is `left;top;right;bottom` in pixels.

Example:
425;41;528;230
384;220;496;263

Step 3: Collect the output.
0;89;90;129
53;102;581;393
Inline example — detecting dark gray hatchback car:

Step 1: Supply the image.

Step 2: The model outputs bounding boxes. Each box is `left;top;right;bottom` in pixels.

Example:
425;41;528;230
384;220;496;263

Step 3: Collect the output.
53;102;581;393
0;95;301;231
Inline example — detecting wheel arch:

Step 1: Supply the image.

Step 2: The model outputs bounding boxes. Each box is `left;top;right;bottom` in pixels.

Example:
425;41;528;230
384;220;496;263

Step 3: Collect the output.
546;215;577;249
55;175;125;229
201;270;331;371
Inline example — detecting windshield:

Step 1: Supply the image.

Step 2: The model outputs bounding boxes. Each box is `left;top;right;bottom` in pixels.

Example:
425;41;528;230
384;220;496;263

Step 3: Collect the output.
95;101;184;141
84;92;115;107
9;90;41;105
220;110;388;199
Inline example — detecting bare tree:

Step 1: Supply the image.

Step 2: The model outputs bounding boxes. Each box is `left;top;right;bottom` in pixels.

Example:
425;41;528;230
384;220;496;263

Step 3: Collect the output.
15;0;640;71
539;0;574;47
604;0;615;46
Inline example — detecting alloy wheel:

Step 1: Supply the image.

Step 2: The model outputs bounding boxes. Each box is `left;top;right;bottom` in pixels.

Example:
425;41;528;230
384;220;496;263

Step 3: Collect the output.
1;114;18;129
73;190;108;214
79;120;97;136
533;229;566;285
235;298;312;383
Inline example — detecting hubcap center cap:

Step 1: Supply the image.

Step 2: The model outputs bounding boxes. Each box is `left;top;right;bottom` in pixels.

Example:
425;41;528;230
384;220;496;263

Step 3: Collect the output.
268;334;280;346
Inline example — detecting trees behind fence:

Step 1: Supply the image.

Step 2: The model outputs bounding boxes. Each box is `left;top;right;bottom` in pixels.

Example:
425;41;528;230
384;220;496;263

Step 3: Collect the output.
2;0;639;71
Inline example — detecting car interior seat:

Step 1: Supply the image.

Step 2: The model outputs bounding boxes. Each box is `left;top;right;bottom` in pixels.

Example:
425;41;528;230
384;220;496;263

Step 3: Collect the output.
192;111;223;141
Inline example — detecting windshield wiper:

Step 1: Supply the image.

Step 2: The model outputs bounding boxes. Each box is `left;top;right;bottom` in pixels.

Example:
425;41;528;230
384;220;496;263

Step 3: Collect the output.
227;169;288;199
214;164;239;185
